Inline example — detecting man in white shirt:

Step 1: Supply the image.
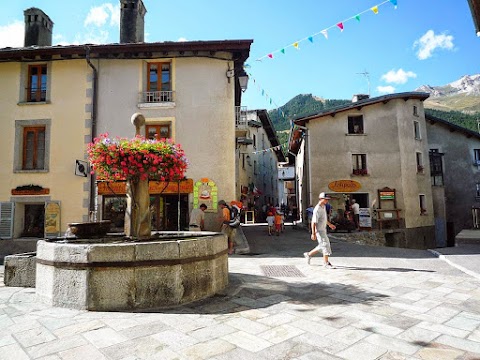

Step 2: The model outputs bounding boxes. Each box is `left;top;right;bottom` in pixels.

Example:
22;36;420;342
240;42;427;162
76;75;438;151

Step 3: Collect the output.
303;192;336;268
351;199;360;230
189;204;207;231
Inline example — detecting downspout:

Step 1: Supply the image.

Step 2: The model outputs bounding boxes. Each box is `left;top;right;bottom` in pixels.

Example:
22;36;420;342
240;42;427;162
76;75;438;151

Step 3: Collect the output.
85;46;98;219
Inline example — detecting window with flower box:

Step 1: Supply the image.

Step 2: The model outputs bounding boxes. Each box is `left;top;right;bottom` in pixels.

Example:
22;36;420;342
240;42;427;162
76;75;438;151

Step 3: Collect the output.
416;152;424;173
142;62;173;103
352;154;367;175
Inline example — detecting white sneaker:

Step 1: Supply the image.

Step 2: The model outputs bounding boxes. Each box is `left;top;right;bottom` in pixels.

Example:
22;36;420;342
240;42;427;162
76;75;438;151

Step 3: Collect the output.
324;262;333;269
303;252;311;265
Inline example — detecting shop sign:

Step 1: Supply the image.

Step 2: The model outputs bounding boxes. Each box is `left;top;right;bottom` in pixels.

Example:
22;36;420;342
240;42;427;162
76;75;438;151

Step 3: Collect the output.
328;180;361;192
193;178;218;212
379;191;395;200
44;201;61;238
98;179;193;195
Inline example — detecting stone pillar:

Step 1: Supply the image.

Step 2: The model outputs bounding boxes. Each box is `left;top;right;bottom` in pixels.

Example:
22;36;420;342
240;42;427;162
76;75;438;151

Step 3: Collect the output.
125;178;151;239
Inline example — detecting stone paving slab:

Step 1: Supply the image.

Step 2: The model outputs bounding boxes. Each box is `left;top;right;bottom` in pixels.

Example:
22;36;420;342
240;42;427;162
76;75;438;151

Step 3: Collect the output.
0;225;479;359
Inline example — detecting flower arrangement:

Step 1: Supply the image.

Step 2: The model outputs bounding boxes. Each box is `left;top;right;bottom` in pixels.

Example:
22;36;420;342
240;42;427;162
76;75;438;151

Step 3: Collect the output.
87;133;188;181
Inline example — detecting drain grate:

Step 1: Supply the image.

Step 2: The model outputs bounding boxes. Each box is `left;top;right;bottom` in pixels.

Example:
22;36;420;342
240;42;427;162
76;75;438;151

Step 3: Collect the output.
261;265;305;277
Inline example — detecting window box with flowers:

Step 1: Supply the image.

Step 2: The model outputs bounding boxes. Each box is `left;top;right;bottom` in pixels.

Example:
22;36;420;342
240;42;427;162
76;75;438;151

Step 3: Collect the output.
88;133;188;239
353;169;368;176
420;208;427;215
417;165;424;173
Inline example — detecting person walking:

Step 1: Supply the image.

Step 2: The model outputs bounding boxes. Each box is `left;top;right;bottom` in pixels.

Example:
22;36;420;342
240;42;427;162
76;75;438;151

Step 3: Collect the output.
306;204;314;233
189;203;207;231
304;192;336;268
218;200;236;255
266;211;275;236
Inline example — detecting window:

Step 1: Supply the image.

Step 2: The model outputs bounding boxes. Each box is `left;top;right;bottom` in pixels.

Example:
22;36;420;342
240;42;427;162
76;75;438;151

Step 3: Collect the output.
413;105;418;116
14;120;50;172
348;115;364;134
414;121;421;140
416;152;424;173
253;134;257;149
146;62;172;102
474;149;480;166
146;124;171;140
429;149;444;186
27;64;47;102
254;160;257;175
23;126;45;170
352;154;367;175
419;194;426;215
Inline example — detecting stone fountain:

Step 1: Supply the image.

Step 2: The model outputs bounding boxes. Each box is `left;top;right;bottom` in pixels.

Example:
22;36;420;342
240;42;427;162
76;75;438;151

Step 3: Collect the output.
34;114;229;311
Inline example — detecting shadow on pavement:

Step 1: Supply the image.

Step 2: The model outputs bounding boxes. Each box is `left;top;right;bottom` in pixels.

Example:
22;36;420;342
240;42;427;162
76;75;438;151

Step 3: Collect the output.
143;272;389;315
332;265;435;273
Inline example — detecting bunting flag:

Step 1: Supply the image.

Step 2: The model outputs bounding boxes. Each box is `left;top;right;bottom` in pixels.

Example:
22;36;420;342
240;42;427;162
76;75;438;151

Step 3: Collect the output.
252;144;287;155
256;0;397;61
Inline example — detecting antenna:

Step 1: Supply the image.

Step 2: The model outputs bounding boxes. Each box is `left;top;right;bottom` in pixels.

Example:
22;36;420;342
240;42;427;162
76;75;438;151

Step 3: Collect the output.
356;70;370;96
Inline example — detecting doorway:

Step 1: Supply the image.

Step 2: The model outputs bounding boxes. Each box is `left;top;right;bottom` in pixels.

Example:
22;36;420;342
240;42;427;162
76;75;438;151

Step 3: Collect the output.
22;204;44;237
150;194;188;231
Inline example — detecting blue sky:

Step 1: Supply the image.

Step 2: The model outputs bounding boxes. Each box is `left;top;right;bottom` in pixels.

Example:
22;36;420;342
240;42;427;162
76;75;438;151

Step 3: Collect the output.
1;0;479;111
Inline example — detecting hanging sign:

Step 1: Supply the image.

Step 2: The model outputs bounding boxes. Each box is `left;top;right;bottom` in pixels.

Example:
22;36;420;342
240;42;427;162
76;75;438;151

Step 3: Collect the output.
328;180;361;192
379;191;395;200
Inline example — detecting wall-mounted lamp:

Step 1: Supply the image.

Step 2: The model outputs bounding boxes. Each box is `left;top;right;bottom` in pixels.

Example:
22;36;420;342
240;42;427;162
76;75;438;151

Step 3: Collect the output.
226;67;249;92
238;73;248;92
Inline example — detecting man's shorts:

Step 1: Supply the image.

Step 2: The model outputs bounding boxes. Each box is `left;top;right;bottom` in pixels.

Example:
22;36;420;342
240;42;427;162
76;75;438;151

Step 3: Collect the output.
313;230;332;256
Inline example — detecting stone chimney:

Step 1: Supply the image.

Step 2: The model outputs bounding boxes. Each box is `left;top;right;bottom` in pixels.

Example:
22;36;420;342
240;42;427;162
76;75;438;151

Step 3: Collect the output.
352;94;369;103
24;8;54;47
120;0;147;43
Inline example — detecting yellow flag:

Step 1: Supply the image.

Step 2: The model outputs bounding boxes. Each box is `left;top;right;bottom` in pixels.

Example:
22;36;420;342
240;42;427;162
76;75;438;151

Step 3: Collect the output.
371;6;379;14
293;42;299;49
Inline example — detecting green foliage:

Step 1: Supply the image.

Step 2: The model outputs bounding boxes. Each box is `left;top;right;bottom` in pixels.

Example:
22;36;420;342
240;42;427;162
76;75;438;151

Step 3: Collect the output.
425;109;480;132
268;94;351;131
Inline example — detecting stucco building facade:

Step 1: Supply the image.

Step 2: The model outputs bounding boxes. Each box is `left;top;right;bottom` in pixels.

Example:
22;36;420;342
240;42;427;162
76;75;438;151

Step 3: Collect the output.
0;1;252;240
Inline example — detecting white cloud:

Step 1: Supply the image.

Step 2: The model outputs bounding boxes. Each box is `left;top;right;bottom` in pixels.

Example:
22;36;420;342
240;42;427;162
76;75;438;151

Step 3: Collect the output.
381;69;417;84
414;30;454;60
377;86;396;94
177;37;188;42
0;21;24;47
84;3;120;28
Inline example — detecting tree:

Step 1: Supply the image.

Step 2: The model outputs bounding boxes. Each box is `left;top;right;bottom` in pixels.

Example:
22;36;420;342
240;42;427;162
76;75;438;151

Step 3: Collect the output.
87;133;188;239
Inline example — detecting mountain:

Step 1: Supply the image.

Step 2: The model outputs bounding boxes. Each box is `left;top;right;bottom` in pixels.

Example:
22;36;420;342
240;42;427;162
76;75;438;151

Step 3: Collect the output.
268;94;351;131
416;74;480;113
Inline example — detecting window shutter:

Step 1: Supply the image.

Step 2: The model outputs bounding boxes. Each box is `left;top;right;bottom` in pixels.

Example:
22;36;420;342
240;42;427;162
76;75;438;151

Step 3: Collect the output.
0;202;14;239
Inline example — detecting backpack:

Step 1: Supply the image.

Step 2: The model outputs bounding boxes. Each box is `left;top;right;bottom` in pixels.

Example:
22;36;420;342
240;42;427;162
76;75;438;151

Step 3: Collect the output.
227;205;241;228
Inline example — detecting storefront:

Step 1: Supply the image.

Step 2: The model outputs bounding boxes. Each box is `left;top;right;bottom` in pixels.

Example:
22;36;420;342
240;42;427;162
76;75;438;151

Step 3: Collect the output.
98;180;193;232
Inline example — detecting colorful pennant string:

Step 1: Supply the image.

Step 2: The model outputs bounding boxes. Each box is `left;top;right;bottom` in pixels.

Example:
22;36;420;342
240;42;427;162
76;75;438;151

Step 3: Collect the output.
252;144;287;155
256;0;397;61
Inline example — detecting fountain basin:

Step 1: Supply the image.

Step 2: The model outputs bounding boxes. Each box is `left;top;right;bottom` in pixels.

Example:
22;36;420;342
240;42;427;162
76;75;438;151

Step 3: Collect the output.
35;231;228;311
67;220;112;238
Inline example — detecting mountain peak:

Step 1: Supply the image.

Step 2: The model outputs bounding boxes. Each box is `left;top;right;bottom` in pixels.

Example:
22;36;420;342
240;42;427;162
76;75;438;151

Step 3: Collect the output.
416;74;480;97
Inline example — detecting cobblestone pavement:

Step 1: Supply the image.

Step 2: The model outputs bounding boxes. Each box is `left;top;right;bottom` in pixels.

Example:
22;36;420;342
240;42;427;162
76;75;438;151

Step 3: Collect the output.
1;225;480;360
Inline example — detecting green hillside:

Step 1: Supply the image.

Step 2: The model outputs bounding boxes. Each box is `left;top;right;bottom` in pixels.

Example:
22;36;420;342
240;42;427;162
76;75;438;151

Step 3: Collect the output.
269;94;480;146
268;94;351;131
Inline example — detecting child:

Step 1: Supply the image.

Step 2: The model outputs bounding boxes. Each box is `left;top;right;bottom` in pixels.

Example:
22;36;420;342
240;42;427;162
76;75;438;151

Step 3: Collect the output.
274;211;283;236
266;212;275;236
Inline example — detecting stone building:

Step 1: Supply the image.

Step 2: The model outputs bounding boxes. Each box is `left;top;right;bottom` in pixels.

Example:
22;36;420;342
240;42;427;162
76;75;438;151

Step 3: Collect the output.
290;92;436;249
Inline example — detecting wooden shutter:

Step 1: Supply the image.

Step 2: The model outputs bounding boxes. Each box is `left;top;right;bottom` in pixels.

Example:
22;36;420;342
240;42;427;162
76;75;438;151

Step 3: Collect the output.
0;202;14;239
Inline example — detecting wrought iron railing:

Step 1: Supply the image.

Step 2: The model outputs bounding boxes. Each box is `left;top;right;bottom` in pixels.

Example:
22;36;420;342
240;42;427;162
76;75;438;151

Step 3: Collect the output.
235;106;247;128
140;90;175;103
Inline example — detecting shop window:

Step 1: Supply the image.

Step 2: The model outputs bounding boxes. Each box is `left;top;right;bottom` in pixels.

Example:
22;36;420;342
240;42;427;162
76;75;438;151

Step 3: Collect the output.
414;121;421;140
348;115;364;134
14;120;50;172
146;124;171;140
352;154;367;175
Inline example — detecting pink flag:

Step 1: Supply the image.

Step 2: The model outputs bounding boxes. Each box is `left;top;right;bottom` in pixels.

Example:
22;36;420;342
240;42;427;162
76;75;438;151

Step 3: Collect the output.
337;22;344;31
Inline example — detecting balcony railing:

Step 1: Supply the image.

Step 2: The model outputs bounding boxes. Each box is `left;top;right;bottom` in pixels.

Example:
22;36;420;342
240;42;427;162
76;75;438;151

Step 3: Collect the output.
139;90;175;103
235;106;247;128
26;87;47;102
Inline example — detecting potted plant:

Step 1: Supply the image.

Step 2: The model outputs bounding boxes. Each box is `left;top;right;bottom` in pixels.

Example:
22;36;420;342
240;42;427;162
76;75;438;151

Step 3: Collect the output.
87;133;188;239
